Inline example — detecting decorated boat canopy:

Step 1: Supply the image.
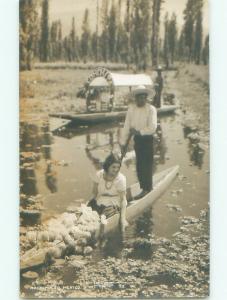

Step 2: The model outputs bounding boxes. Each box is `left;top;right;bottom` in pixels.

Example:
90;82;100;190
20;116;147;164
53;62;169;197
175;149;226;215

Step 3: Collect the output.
85;67;153;88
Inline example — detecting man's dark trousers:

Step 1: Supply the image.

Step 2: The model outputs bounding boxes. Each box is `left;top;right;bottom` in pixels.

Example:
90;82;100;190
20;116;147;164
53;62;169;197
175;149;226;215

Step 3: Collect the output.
134;135;153;191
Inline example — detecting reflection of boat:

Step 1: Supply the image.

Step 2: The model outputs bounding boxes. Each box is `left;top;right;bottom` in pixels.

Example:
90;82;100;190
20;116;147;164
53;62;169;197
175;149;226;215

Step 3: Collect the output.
52;121;121;139
50;105;178;125
20;165;178;271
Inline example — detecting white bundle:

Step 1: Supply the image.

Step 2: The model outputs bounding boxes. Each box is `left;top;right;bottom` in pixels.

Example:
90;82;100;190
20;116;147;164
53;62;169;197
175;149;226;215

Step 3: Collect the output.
69;227;83;239
26;231;37;244
49;245;63;258
60;212;77;228
38;231;49;242
25;203;107;257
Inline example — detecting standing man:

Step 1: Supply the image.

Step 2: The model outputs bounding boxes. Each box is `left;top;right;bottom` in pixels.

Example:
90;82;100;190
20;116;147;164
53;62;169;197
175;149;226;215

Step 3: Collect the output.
121;85;157;200
153;66;163;108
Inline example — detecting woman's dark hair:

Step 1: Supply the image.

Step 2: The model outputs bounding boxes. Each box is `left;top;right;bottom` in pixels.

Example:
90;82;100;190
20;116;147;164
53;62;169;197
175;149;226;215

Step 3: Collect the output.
103;153;121;173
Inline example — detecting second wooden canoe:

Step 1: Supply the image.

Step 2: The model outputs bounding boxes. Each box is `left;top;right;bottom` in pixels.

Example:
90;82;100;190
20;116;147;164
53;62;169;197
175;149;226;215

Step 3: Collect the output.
49;105;178;125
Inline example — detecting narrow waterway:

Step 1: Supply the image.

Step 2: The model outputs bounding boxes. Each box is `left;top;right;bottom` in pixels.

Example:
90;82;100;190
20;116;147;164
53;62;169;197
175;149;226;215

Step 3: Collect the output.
20;107;209;243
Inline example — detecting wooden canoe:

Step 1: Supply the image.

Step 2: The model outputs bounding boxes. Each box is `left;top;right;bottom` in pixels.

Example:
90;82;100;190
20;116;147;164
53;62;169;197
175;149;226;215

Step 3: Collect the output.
49;105;178;125
20;165;179;271
101;165;179;235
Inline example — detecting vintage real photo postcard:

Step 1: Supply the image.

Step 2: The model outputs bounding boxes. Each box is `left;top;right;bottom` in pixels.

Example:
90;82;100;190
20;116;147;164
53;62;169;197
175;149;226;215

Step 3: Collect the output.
19;0;209;298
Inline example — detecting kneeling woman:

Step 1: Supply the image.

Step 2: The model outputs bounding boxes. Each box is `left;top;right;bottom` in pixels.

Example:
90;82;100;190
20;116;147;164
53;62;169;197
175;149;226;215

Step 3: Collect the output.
88;153;128;231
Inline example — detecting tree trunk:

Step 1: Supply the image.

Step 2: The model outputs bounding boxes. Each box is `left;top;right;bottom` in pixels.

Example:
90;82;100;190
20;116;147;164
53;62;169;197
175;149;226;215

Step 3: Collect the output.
95;0;99;61
151;0;162;67
126;0;130;69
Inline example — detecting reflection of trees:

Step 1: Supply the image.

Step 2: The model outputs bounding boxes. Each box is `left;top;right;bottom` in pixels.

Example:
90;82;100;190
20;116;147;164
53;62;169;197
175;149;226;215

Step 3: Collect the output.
101;232;124;258
85;148;103;170
20;122;43;225
188;141;205;169
85;129;119;169
41;122;58;193
20;123;41;197
20;165;38;196
122;209;154;259
52;121;121;140
41;122;53;160
183;126;205;169
135;209;154;238
153;122;167;172
20;122;43;152
20;121;58;199
45;163;57;193
100;209;154;259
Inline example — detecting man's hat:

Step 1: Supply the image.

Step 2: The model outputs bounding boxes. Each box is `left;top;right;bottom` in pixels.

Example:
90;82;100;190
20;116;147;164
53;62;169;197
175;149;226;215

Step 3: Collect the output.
132;85;151;97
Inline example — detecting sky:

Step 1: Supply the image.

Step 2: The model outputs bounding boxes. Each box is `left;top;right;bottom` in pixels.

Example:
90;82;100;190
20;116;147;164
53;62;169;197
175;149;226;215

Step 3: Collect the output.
49;0;209;37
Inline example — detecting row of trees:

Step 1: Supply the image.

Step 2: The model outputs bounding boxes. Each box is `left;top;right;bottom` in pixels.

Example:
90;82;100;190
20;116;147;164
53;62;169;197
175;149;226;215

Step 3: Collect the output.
19;0;209;71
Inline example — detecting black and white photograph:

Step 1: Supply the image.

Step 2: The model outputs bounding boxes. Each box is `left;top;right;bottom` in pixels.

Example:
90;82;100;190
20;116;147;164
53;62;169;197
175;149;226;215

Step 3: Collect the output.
19;0;209;298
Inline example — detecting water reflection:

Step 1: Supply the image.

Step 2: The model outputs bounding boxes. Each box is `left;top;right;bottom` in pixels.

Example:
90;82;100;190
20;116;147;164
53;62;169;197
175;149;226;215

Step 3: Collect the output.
52;121;122;139
188;141;205;169
183;125;206;169
20;121;58;225
53;121;167;173
20;122;43;152
153;123;167;170
85;148;103;170
135;209;154;238
45;163;58;193
20;170;38;196
20;123;41;198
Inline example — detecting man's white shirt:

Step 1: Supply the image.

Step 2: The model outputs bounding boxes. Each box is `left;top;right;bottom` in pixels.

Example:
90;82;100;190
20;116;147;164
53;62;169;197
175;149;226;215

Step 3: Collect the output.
121;103;157;145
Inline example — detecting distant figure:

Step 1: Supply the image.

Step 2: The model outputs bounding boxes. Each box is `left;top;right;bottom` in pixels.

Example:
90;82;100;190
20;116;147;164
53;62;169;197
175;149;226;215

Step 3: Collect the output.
120;85;157;200
153;66;163;108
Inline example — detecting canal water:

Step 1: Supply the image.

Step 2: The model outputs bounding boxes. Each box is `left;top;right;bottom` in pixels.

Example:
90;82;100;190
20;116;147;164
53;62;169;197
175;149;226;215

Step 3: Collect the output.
20;107;209;296
20;108;209;245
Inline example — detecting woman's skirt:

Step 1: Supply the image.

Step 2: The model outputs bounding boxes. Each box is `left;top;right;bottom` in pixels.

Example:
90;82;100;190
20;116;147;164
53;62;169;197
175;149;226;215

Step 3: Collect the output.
87;198;120;218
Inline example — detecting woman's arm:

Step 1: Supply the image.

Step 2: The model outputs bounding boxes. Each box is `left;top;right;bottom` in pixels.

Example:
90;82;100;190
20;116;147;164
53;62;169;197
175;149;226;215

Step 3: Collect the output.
119;191;128;231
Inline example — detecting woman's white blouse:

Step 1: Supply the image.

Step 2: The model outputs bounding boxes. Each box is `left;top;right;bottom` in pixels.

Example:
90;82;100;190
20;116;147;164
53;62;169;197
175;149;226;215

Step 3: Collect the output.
92;169;126;207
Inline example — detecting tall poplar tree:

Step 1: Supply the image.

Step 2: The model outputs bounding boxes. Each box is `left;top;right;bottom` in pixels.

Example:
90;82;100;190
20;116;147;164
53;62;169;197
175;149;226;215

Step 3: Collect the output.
100;0;109;62
163;13;170;68
151;0;163;67
81;9;91;63
115;0;122;62
193;9;203;64
183;0;203;63
168;13;177;65
177;30;186;61
95;0;100;61
108;1;117;62
202;34;209;65
19;0;39;70
57;20;63;60
125;0;131;68
131;0;150;70
40;0;49;62
70;17;79;61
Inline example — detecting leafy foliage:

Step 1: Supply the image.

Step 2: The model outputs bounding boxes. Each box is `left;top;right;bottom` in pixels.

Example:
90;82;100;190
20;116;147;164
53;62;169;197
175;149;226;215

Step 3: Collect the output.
19;0;39;70
19;0;208;70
